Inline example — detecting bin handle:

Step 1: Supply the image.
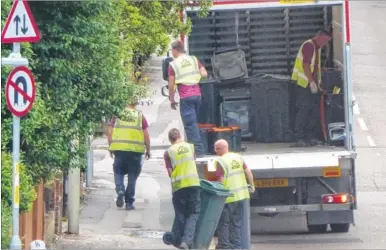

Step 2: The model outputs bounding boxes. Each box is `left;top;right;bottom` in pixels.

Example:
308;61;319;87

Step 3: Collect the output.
161;85;169;97
213;47;241;55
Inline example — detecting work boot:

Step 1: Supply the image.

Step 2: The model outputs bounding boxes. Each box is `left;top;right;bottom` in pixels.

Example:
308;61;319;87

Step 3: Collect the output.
125;203;135;211
116;191;124;208
290;139;308;148
178;242;189;249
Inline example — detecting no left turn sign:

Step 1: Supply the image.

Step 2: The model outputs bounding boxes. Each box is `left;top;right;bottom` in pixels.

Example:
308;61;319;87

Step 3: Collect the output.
5;66;36;117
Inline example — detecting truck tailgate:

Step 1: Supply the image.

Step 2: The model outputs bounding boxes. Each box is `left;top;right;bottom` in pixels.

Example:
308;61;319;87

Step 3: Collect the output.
245;150;353;170
196;149;355;178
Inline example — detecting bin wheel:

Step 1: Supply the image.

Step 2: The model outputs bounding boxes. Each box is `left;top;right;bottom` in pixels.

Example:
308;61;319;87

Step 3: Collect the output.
330;223;350;233
307;224;328;234
163;232;175;245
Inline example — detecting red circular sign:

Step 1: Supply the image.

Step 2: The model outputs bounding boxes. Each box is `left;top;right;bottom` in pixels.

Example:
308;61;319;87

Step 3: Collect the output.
5;66;36;117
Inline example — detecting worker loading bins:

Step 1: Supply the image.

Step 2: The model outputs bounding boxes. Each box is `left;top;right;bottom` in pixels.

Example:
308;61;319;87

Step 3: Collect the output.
163;0;356;235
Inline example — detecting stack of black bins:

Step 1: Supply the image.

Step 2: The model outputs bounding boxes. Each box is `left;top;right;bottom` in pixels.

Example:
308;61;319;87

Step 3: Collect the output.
198;124;215;155
248;74;291;143
197;79;219;125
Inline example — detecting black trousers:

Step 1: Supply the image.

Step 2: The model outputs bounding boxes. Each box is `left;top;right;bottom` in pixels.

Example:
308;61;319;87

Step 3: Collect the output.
294;85;322;141
113;151;143;204
172;186;201;248
216;200;244;249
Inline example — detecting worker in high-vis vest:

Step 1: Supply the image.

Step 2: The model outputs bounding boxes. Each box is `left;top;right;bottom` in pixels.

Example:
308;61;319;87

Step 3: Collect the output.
291;29;332;148
106;101;151;210
163;128;201;250
168;40;208;157
213;139;255;249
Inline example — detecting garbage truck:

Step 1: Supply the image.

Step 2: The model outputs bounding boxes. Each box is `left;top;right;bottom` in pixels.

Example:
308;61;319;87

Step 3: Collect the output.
162;0;357;234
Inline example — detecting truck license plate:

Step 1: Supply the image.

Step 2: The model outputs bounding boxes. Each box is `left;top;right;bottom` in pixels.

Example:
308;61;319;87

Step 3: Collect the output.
279;0;315;4
254;178;289;188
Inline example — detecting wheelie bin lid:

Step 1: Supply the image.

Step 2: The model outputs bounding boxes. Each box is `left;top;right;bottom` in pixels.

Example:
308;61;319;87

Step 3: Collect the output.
200;179;232;197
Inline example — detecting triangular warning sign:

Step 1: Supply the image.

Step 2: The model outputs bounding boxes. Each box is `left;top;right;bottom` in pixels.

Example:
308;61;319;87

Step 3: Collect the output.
1;0;41;43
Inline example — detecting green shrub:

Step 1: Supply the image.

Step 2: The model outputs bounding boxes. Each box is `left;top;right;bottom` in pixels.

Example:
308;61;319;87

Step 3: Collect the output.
1;152;37;213
1;201;12;249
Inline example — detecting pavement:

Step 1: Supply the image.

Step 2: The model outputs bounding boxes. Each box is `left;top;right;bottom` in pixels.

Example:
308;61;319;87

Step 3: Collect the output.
54;1;386;249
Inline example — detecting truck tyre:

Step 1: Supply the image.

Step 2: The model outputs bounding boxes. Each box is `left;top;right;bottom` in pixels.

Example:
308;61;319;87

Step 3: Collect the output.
307;224;327;234
330;223;350;233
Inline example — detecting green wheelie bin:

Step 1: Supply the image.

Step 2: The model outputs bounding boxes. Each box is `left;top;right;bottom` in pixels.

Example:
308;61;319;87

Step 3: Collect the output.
163;179;232;249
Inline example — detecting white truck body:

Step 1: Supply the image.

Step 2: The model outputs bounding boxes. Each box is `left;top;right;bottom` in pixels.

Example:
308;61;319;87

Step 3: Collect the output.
183;0;357;233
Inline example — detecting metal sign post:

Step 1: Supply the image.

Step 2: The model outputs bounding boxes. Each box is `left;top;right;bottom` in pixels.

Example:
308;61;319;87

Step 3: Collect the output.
10;42;23;250
4;61;37;250
1;0;41;249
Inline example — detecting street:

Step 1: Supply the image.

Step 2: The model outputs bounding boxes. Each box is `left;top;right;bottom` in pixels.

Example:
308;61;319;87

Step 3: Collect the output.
53;1;386;249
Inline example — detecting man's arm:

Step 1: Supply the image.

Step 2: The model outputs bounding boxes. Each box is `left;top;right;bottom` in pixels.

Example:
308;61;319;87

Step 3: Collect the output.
302;43;316;84
142;114;150;155
215;161;225;183
163;151;173;177
168;66;176;102
198;60;208;78
105;118;115;146
242;160;254;188
144;128;150;154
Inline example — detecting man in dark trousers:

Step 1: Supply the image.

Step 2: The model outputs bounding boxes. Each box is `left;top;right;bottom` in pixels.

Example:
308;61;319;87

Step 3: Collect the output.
214;139;255;249
163;128;201;249
291;29;332;147
106;101;151;210
168;40;208;157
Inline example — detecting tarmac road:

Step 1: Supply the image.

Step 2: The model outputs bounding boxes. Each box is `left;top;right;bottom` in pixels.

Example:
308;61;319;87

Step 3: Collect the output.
249;1;386;249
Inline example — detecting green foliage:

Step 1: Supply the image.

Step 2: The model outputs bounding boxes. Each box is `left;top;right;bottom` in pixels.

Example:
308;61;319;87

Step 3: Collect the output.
1;152;37;212
1;201;12;249
119;0;212;68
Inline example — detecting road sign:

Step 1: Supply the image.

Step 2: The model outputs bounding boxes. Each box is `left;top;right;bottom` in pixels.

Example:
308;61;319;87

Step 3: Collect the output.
5;66;36;117
1;0;41;43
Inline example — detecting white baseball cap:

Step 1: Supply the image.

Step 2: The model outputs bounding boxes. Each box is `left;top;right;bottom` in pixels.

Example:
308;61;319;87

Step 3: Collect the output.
30;240;46;249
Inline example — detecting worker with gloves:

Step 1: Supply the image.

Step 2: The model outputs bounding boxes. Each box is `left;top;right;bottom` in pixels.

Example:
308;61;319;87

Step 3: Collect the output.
168;40;208;157
213;139;255;249
163;128;201;249
291;29;332;147
106;101;151;210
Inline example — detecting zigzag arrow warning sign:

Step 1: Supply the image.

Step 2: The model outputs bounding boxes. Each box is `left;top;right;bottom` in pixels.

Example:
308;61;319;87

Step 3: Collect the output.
1;0;41;43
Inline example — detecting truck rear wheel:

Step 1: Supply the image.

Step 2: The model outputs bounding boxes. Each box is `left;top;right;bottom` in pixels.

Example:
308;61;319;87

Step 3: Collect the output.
330;223;350;233
307;224;327;234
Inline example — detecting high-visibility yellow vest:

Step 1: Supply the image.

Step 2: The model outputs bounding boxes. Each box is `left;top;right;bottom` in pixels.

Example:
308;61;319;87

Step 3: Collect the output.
109;109;145;153
167;141;200;193
169;55;202;85
217;152;250;204
291;39;321;88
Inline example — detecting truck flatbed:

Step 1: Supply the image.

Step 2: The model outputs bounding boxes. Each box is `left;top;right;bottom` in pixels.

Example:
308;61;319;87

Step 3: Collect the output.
197;142;354;177
240;142;345;155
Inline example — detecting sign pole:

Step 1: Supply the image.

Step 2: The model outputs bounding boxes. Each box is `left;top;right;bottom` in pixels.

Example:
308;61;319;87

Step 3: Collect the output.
1;0;40;248
10;42;22;250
